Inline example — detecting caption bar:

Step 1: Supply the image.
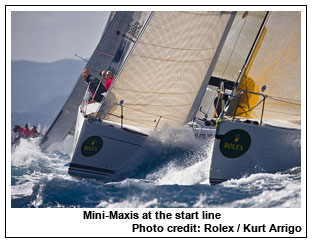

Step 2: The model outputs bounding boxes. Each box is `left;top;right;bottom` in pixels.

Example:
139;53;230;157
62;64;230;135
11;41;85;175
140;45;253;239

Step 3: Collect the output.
83;210;303;236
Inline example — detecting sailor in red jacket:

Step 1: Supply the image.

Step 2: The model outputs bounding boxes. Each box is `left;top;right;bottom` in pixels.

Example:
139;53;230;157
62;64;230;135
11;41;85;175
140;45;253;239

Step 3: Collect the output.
30;126;41;138
22;123;31;138
101;70;114;91
13;125;23;143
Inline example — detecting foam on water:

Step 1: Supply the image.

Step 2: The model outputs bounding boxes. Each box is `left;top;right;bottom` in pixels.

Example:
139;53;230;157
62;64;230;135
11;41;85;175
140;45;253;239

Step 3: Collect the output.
146;141;213;186
10;127;301;208
149;125;202;149
47;135;74;154
11;139;71;202
12;138;46;167
136;127;215;186
215;169;301;208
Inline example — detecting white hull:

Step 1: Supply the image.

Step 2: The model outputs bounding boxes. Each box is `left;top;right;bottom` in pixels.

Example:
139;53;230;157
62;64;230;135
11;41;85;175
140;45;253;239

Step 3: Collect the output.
69;118;216;181
73;102;101;151
69;119;148;180
209;120;301;184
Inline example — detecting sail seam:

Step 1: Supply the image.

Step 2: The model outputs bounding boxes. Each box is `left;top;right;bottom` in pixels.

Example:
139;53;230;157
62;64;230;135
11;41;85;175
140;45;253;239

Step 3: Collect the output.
113;87;198;94
139;41;217;51
122;103;193;107
178;11;232;17
124;105;187;119
132;54;212;63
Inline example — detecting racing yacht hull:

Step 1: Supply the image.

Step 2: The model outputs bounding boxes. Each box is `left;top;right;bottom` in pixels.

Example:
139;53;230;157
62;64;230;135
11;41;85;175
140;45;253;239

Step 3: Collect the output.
209;120;301;184
69;117;216;181
69;118;148;180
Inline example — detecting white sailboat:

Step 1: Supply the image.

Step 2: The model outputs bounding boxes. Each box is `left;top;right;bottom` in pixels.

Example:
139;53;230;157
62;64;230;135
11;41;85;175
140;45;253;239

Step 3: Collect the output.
40;12;147;150
209;11;301;184
68;11;237;180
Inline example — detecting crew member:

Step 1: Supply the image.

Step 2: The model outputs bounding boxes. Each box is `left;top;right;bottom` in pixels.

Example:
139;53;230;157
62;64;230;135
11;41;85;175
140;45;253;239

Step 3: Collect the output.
22;123;31;138
82;69;105;102
214;90;222;118
101;70;114;91
30;126;41;138
13;125;22;143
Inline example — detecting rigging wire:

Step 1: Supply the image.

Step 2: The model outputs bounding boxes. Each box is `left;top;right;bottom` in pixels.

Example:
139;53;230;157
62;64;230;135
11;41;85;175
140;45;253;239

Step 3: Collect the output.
266;96;301;106
75;13;109;61
220;12;248;82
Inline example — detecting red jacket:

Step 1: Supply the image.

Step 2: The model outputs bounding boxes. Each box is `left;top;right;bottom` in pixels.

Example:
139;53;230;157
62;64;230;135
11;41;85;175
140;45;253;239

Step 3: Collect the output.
30;128;40;137
22;128;31;138
105;78;113;91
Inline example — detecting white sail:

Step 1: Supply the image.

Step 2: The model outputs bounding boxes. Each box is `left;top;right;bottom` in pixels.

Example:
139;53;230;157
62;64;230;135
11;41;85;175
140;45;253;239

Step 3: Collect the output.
233;11;301;124
40;12;147;149
101;11;235;130
68;11;236;180
212;11;268;82
197;11;267;119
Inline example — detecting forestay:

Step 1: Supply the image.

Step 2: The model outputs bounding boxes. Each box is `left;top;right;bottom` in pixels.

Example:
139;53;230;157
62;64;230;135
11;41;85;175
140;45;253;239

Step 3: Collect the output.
101;11;235;130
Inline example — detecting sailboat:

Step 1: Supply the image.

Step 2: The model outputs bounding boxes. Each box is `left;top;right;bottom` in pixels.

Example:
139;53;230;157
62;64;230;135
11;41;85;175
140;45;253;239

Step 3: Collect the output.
40;12;147;150
68;11;237;180
209;11;301;184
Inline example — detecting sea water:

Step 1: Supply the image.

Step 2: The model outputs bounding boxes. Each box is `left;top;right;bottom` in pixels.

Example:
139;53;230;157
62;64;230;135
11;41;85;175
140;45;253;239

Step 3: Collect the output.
10;129;301;208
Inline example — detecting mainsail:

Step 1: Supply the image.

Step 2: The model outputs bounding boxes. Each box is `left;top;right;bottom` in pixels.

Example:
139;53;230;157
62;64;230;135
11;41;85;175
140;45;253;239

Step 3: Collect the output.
40;12;147;149
100;11;236;130
233;11;301;123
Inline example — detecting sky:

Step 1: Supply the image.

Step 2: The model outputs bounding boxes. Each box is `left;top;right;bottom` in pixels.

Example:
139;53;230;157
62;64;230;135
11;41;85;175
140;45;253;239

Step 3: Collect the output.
11;11;110;62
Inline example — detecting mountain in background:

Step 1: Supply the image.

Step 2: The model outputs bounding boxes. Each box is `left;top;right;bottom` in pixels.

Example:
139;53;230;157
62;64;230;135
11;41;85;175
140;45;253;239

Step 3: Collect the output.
11;59;86;130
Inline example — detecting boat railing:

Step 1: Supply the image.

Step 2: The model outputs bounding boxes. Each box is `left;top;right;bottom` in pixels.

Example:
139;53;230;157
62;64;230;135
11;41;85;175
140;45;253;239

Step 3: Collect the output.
223;89;267;125
81;80;107;116
80;84;92;116
106;101;163;130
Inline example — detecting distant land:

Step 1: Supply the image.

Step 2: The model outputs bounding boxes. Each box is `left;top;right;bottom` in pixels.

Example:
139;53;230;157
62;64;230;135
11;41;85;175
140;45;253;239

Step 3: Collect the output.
11;59;86;131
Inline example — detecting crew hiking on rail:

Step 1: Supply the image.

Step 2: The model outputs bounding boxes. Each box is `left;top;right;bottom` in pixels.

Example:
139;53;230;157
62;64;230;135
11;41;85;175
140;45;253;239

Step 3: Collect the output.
82;69;106;102
13;123;41;144
82;69;115;103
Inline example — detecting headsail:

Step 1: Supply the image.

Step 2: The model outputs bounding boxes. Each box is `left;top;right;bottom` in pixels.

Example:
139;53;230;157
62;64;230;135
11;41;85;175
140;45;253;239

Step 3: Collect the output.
100;11;236;130
40;12;147;149
197;11;268;118
232;11;301;123
212;11;268;83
